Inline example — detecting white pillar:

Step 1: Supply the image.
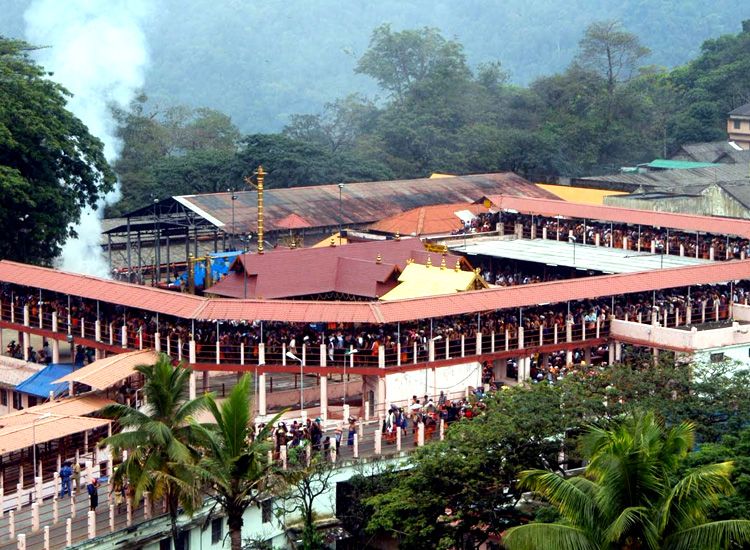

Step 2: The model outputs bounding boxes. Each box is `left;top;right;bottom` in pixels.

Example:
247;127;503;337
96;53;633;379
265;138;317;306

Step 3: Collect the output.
374;430;382;455
16;534;24;550
109;504;115;532
31;502;39;532
120;325;127;348
353;433;359;458
417;422;425;447
319;375;327;420
66;518;72;547
396;426;402;451
258;373;266;416
88;510;96;539
280;445;288;470
9;510;15;540
189;339;196;364
52;497;58;524
144;492;152;520
439;418;445;441
154;332;161;352
189;371;196;399
43;526;50;550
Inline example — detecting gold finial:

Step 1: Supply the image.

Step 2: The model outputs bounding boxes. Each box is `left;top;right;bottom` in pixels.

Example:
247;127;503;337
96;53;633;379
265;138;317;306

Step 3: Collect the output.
440;255;446;270
395;231;401;241
474;267;480;276
455;259;461;272
426;256;432;268
408;257;414;265
330;237;336;247
376;253;382;264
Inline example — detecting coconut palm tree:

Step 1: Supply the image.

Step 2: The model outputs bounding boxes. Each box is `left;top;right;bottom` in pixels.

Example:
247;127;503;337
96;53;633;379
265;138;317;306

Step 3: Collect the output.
101;354;208;550
503;411;750;550
192;374;282;550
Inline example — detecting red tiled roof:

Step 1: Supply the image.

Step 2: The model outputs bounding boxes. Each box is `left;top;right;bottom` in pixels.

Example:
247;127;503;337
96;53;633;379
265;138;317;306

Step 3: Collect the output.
2;259;750;324
369;203;488;236
0;261;204;318
197;299;382;324
481;195;750;239
207;239;463;300
275;213;312;230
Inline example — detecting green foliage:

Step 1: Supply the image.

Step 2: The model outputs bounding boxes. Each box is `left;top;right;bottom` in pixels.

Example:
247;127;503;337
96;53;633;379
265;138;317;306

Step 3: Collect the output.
504;411;750;550
361;359;750;548
101;354;208;548
191;374;283;550
0;36;115;264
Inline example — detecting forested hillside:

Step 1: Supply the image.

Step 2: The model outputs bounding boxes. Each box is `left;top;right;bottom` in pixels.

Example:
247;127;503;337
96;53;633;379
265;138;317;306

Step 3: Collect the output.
2;0;750;131
104;20;750;215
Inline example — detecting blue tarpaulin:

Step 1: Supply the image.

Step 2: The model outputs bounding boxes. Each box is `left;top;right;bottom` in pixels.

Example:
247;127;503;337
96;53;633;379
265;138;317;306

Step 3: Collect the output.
15;363;74;398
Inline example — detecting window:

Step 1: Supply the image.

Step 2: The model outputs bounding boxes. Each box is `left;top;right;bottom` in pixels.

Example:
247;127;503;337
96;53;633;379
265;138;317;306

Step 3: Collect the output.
159;539;170;550
734;119;742;130
262;498;273;524
27;396;37;408
710;352;725;363
12;392;22;410
0;390;6;407
211;518;223;544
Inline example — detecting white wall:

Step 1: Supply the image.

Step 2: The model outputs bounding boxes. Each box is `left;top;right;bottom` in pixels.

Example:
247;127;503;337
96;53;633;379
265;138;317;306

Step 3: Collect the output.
385;361;482;405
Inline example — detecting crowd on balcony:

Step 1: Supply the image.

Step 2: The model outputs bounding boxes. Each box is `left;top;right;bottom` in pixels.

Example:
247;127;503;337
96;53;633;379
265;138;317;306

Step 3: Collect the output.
0;277;744;370
502;214;750;260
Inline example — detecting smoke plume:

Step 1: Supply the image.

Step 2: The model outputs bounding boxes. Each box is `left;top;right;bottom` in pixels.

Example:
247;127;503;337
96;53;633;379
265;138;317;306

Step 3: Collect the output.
24;0;151;277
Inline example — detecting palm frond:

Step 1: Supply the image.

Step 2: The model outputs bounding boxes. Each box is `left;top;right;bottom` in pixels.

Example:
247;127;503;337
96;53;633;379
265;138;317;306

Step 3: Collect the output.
503;523;597;550
663;519;750;550
519;470;599;531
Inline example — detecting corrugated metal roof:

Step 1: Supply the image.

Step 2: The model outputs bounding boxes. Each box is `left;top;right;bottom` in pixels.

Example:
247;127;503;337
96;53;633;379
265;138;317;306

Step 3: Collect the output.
0;261;205;318
577;164;749;190
0;415;110;455
174;172;555;234
639;159;718;170
375;259;750;322
0;395;114;427
2;258;750;324
55;350;159;390
480;195;750;239
535;184;627;205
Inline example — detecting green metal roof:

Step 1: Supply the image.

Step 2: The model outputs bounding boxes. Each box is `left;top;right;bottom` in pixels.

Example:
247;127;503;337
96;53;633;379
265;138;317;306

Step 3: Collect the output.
640;159;719;170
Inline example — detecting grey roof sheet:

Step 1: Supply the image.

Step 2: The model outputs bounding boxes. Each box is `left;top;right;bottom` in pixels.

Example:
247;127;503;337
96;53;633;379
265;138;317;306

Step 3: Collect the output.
673;141;750;163
729;102;750;117
579;164;750;189
172;173;554;234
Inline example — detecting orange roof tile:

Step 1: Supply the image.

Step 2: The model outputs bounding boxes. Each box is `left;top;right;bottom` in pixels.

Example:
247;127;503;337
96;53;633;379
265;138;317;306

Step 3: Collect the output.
369;203;488;236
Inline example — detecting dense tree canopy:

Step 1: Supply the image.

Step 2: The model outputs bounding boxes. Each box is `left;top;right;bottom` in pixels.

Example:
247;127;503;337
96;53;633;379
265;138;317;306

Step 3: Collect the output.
108;20;750;213
0;37;115;264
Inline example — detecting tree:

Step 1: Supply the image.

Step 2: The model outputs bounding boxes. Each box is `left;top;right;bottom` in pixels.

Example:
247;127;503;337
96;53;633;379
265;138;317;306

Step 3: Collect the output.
278;449;337;550
192;374;282;550
576;20;651;95
356;24;470;101
0;37;115;264
101;355;208;550
366;384;569;549
503;411;750;550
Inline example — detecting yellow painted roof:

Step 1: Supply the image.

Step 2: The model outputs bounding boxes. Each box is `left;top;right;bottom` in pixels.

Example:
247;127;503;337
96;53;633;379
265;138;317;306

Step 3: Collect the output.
311;232;349;248
536;184;627;205
380;262;485;301
429;172;456;179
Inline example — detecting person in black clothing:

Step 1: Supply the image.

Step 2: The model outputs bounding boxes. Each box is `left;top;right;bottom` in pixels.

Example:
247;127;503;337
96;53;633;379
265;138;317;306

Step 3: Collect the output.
87;478;99;511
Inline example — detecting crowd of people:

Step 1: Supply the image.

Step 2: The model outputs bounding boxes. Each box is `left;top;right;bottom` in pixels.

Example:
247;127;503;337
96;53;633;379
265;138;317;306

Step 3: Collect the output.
1;276;743;373
502;213;750;260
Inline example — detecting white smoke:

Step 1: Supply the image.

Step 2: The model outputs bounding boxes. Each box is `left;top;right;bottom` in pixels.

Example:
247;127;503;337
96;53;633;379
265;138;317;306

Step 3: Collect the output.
24;0;151;277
